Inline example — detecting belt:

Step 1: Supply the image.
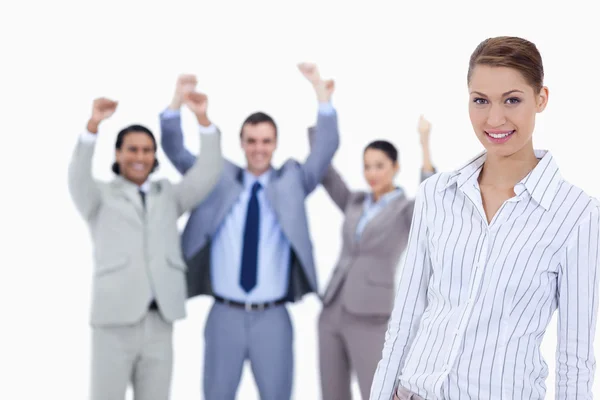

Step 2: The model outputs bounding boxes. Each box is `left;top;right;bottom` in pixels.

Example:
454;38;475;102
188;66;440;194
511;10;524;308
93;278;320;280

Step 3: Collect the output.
213;295;286;311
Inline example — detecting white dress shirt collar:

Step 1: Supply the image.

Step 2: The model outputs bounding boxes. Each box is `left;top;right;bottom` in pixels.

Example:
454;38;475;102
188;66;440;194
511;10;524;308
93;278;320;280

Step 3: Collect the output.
441;149;561;210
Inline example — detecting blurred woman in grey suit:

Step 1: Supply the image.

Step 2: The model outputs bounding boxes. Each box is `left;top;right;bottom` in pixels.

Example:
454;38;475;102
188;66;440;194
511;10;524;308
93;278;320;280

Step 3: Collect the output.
311;116;435;399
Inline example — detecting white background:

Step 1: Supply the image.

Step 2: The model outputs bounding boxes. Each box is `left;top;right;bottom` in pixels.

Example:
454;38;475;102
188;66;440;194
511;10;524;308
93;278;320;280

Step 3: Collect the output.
1;0;599;398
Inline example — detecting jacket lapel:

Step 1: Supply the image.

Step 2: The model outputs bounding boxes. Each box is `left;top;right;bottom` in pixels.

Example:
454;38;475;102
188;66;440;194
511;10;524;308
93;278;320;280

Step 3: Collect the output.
112;176;145;220
359;193;411;241
344;193;367;244
212;164;244;231
146;181;163;216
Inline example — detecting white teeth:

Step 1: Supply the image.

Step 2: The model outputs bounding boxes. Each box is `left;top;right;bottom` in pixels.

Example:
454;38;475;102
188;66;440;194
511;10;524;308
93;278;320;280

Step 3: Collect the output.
488;131;513;139
132;163;145;171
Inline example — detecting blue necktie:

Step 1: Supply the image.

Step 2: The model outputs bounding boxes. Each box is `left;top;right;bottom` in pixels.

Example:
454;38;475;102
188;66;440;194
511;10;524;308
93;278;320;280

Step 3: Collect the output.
240;181;261;292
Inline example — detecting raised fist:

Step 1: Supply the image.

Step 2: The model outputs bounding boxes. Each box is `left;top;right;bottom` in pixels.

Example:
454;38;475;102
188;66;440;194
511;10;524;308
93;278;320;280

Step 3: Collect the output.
170;74;198;109
91;98;118;123
183;91;208;116
175;74;197;97
298;62;321;85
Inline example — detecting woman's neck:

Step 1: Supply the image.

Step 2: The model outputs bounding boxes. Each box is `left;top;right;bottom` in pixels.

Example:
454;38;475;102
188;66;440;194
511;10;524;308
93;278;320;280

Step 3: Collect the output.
373;184;396;202
479;145;539;189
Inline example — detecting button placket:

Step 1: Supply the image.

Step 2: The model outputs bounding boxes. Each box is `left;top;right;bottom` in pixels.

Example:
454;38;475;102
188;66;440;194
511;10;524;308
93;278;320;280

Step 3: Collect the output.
447;232;489;371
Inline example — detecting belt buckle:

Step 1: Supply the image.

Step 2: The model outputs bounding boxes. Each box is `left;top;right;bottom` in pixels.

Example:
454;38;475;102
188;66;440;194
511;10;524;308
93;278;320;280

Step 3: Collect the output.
245;302;252;312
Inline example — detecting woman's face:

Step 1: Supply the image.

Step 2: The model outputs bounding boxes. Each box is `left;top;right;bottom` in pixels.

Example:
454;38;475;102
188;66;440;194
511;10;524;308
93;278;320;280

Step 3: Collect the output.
363;148;398;195
468;65;548;158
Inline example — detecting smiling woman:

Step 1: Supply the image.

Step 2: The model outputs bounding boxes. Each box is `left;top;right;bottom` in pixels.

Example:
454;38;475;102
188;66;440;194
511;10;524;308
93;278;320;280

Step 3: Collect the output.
370;36;600;400
467;37;548;163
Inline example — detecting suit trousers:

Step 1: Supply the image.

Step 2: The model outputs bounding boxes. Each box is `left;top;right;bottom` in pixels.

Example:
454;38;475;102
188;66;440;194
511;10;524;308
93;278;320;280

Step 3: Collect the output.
90;310;173;400
203;301;293;400
318;295;389;399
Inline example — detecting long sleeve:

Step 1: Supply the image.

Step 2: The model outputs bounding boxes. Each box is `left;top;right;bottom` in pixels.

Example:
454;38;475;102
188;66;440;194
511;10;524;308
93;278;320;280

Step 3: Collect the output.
173;129;223;216
160;109;198;174
307;125;350;210
370;181;432;400
67;132;102;221
555;204;600;399
299;103;340;195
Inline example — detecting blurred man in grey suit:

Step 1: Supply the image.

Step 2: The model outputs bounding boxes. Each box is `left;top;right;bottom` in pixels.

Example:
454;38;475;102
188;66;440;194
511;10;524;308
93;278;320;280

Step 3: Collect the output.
68;94;223;400
160;65;339;400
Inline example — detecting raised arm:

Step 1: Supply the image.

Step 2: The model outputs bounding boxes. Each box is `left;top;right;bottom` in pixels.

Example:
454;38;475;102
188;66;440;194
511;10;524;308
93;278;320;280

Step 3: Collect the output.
400;116;438;231
173;91;224;216
370;181;432;400
555;204;600;399
417;114;436;181
68;98;118;221
160;74;199;174
297;62;340;195
307;126;351;210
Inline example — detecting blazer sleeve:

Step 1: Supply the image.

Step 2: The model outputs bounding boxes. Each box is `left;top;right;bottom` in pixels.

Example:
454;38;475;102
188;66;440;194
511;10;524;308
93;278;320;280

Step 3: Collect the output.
67;136;103;221
308;126;350;211
370;180;432;400
160;111;197;174
299;109;340;195
401;169;437;231
173;130;224;217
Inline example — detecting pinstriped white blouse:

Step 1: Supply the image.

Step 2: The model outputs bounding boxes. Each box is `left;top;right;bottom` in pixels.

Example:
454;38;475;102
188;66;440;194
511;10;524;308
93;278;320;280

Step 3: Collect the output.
370;150;600;400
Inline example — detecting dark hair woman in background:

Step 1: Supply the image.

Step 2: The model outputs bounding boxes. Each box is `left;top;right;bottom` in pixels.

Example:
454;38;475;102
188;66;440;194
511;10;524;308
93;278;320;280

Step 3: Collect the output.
309;115;435;399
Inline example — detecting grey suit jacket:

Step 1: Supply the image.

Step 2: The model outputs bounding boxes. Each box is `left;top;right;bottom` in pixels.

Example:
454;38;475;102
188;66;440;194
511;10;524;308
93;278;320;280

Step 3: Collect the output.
160;111;340;302
68;131;223;326
161;113;339;301
308;127;433;316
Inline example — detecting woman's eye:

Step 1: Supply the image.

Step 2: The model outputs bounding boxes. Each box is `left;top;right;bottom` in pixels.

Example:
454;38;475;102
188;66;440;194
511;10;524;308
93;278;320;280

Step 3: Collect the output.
473;98;488;105
505;97;521;105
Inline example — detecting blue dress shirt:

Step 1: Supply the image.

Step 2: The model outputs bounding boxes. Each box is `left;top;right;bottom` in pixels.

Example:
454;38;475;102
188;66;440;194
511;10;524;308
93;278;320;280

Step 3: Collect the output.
210;102;336;303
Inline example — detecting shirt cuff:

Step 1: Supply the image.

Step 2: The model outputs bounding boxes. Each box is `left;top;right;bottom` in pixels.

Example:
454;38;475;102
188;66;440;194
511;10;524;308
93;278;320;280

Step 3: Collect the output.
80;131;98;143
161;108;181;119
318;102;335;115
198;124;218;134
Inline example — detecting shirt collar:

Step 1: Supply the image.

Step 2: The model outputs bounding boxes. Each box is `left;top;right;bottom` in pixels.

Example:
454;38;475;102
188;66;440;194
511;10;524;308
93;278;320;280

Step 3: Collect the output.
139;180;151;193
243;168;272;190
441;150;562;210
365;187;404;208
115;175;151;192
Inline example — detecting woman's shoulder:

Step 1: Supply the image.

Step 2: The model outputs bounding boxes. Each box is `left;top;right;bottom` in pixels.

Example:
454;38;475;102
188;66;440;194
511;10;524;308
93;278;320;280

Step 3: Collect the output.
415;171;454;197
553;177;600;214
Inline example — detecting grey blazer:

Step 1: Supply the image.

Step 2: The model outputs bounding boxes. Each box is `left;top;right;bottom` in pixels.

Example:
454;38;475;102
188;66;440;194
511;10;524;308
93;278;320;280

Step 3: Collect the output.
68;131;223;326
160;111;340;302
309;127;432;316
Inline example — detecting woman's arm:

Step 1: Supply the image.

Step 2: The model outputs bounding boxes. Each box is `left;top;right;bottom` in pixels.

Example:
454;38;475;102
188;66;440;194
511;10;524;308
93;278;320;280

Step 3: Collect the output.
555;203;600;399
369;180;433;400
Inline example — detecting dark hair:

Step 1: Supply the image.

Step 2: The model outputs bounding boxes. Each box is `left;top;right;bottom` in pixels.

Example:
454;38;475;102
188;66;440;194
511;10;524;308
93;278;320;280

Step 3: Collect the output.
112;124;159;175
239;112;278;138
468;36;544;93
364;140;398;163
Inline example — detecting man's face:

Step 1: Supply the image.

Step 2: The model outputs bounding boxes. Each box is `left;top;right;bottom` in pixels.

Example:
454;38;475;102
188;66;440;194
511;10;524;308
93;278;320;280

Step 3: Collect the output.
241;122;277;175
115;132;156;185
